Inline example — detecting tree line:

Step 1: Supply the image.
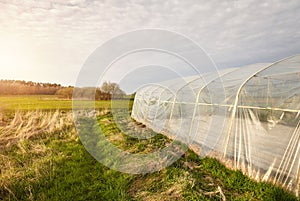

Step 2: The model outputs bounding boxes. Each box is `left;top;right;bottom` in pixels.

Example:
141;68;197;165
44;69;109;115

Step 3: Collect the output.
0;80;61;95
0;80;129;100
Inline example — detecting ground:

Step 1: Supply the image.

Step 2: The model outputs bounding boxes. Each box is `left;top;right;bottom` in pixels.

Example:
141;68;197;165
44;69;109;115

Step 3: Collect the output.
0;95;298;200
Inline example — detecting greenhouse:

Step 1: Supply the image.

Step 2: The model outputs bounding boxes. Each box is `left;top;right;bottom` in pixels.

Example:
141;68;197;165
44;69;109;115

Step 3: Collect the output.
131;54;300;195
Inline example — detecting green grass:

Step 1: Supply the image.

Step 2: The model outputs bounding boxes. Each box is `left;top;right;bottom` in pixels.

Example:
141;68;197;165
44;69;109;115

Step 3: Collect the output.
1;130;132;201
0;110;133;201
0;96;298;200
0;95;130;111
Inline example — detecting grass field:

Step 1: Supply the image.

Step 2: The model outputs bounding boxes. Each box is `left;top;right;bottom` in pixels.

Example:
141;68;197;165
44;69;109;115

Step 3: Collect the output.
0;95;298;200
0;95;131;111
0;95;73;111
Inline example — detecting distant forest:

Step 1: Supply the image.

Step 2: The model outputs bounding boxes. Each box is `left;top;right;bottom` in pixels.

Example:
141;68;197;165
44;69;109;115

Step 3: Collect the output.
0;80;61;95
0;80;130;100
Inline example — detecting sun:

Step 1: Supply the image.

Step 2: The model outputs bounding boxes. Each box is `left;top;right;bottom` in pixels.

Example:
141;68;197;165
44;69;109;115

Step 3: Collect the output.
0;37;32;75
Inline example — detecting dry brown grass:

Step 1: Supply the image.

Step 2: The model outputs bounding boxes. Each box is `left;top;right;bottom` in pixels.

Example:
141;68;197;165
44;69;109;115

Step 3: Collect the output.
0;110;77;198
129;170;190;201
0;110;74;150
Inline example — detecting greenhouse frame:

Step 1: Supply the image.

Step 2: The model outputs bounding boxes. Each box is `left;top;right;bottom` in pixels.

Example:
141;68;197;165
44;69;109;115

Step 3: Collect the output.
131;54;300;195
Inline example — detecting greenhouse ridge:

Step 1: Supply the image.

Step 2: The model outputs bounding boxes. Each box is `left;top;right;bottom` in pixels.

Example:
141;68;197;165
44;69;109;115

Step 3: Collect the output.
131;54;300;196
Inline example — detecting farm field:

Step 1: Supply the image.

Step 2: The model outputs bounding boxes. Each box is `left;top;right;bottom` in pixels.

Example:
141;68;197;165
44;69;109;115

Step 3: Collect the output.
0;95;128;111
0;95;298;200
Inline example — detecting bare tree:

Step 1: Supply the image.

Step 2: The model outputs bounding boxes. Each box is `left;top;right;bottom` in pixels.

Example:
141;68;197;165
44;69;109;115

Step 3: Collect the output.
101;81;125;99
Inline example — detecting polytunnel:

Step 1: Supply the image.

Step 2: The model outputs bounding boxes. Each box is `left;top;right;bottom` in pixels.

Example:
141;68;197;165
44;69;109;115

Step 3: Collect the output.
131;54;300;195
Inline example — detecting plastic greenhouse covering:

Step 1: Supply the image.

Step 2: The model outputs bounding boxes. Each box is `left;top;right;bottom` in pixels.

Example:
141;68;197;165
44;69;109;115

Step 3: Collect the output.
131;54;300;195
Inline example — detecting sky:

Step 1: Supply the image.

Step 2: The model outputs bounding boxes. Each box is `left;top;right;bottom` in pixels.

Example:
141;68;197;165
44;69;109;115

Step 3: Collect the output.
0;0;300;91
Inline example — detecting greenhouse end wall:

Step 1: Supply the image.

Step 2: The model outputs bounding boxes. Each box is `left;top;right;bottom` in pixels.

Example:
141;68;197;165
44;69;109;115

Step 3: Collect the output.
131;54;300;196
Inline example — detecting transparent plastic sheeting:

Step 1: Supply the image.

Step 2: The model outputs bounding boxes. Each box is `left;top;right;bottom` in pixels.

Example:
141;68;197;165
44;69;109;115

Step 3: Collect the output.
131;54;300;196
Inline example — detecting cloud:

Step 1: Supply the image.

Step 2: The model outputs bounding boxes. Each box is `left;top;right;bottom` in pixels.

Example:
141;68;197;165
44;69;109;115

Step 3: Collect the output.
0;0;299;85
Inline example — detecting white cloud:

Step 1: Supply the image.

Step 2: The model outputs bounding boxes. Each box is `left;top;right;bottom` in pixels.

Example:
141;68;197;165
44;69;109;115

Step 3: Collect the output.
0;0;299;85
